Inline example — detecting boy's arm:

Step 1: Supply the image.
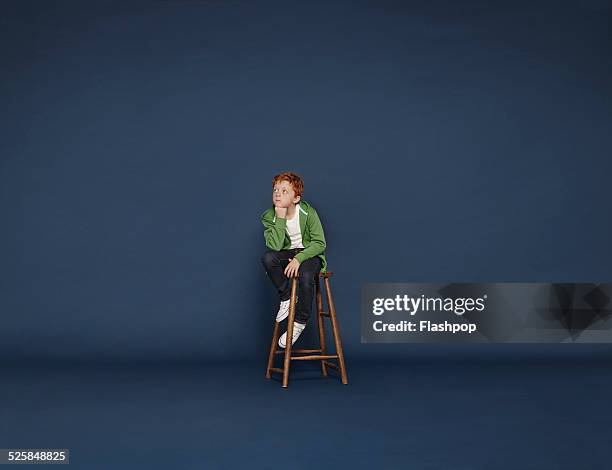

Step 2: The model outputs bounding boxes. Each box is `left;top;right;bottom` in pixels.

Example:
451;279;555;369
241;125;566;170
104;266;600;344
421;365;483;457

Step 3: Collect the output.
261;210;287;251
294;209;326;264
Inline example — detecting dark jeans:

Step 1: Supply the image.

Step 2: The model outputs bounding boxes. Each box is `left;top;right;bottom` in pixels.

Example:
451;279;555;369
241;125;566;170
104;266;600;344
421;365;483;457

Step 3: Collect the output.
261;248;322;324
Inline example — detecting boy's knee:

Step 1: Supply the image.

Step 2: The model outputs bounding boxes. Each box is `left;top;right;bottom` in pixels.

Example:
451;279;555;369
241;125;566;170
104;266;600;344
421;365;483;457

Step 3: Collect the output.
261;251;277;267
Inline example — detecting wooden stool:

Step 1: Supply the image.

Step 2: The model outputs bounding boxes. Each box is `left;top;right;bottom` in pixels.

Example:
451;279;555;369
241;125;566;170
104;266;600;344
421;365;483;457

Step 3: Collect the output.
265;271;348;388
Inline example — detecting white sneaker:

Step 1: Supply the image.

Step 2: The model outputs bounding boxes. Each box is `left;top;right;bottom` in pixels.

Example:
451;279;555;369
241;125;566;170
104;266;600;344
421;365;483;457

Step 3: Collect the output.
278;322;306;348
275;297;298;323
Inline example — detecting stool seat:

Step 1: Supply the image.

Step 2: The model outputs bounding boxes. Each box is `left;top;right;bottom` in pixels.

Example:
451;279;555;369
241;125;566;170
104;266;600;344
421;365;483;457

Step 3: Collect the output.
265;269;348;388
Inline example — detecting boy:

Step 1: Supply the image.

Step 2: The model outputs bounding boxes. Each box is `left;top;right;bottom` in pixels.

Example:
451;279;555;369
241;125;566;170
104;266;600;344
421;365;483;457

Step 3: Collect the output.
260;172;327;348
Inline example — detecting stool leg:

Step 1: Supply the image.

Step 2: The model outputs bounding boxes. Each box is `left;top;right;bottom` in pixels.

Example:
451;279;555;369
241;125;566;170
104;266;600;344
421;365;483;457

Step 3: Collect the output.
316;277;328;377
265;321;280;379
324;277;348;385
282;277;298;388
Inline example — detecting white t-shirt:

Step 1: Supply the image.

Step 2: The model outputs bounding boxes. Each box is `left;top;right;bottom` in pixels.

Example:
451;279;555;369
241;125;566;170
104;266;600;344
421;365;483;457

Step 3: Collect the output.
285;208;304;249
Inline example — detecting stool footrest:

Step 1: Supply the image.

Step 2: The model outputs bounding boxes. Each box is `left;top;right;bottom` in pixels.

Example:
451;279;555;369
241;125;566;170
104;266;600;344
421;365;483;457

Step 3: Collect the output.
318;311;330;317
268;367;284;374
276;348;322;355
291;354;338;361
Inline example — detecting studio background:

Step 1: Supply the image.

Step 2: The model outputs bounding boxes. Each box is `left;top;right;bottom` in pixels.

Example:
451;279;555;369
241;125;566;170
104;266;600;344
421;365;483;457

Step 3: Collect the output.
2;0;611;364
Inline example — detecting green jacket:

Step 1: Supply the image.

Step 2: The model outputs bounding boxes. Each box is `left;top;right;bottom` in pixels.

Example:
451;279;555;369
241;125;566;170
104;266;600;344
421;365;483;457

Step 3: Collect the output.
260;200;327;273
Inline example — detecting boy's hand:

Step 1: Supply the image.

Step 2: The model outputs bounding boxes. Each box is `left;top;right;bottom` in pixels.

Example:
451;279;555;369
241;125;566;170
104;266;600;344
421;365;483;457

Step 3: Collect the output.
284;258;300;278
274;206;288;219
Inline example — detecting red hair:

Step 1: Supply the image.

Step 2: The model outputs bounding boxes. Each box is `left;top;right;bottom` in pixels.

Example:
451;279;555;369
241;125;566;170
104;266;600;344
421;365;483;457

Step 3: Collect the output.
272;172;304;198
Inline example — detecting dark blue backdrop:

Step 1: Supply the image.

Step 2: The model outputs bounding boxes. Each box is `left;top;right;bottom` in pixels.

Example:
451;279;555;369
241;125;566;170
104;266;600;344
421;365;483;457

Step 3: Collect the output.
2;0;611;363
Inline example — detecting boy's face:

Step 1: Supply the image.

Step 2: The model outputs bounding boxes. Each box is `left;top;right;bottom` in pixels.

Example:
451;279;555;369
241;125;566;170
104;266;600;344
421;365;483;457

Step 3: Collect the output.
272;180;300;208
